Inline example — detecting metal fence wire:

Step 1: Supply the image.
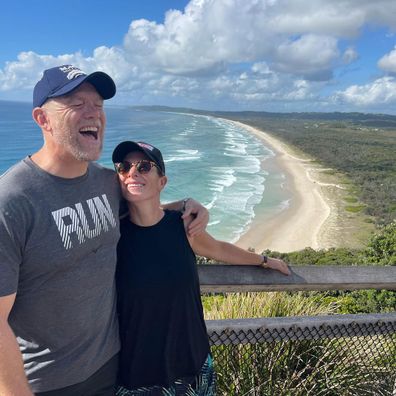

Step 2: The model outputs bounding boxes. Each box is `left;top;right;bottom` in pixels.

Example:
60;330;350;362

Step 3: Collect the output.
206;313;396;396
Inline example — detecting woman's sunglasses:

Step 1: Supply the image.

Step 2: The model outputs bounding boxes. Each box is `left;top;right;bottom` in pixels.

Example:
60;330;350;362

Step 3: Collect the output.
114;160;161;175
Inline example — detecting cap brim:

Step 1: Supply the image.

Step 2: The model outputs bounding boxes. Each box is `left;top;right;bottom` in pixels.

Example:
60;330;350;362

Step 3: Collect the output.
49;71;116;100
86;72;116;100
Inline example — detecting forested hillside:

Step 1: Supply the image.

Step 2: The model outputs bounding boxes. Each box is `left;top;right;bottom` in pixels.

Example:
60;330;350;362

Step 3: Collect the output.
211;112;396;225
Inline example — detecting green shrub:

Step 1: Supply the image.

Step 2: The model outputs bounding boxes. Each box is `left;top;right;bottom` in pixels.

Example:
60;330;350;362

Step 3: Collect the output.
344;196;358;203
364;221;396;265
345;205;365;213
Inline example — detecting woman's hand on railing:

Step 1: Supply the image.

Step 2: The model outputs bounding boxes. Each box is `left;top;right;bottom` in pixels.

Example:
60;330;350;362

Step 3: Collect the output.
264;257;291;275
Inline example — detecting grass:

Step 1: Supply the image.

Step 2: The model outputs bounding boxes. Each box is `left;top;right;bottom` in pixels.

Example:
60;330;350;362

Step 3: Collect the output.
203;292;338;320
344;196;358;203
345;205;366;213
204;293;395;395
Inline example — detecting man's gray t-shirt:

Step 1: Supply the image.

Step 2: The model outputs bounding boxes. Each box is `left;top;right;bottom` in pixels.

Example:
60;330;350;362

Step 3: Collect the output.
0;157;121;392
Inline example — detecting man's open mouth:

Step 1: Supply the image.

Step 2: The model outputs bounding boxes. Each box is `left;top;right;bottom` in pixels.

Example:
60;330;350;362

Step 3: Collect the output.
79;126;99;140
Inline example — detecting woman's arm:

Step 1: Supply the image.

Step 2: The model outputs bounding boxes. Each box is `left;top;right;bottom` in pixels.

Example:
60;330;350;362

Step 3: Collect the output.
188;225;290;275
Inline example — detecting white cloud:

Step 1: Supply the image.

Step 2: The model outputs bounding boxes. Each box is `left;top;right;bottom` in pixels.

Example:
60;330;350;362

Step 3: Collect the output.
251;62;272;75
333;76;396;106
0;51;78;91
272;34;338;80
285;80;315;101
343;47;358;64
123;1;278;75
267;0;396;36
378;46;396;73
0;50;126;91
2;0;396;111
121;0;370;78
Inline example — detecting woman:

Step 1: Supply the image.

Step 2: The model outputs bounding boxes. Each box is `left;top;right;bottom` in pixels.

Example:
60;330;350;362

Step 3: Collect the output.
112;141;290;396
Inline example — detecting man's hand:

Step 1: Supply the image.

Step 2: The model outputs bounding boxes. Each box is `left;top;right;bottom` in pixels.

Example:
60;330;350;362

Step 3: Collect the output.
181;198;209;237
0;294;34;396
266;257;291;275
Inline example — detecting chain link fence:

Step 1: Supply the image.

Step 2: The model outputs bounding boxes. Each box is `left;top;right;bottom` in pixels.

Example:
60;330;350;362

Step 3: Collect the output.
206;313;396;396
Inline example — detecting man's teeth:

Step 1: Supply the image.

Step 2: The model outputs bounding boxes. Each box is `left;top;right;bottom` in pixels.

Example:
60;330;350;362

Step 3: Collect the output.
80;126;99;132
79;127;99;140
128;183;144;187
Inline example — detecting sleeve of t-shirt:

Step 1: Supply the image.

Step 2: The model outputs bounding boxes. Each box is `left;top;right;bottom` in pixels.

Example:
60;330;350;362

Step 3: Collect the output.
0;200;24;297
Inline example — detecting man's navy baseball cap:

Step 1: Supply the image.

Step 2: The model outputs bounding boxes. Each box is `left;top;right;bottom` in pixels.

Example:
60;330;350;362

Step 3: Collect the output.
33;64;116;108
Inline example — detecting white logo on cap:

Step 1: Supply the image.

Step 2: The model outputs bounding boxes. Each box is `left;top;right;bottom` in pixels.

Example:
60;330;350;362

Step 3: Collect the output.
138;142;154;151
59;66;86;80
67;70;85;80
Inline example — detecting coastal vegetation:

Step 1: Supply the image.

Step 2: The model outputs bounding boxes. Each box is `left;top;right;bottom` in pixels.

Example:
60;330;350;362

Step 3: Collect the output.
206;291;394;395
201;223;395;395
266;222;396;315
208;111;396;226
201;221;396;317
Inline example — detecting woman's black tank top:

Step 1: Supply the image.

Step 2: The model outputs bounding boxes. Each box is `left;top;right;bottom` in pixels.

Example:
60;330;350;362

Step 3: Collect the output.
116;210;210;389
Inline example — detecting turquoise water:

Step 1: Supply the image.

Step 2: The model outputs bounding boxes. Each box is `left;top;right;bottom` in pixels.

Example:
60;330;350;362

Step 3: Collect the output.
0;101;289;242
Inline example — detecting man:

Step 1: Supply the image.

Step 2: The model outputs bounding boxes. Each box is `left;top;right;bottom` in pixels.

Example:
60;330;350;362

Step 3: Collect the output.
0;65;208;396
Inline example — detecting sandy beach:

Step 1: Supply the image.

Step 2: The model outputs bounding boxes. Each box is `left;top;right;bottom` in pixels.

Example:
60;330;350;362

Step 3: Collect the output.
230;120;333;253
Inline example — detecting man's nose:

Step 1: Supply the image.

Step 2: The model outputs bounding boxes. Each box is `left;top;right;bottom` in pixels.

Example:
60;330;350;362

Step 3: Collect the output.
84;102;102;117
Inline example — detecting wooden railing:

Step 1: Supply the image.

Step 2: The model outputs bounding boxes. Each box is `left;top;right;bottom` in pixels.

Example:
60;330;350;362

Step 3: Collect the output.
198;264;396;292
198;264;396;395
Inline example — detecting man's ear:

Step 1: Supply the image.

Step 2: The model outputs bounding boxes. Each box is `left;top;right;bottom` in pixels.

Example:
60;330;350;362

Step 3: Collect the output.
32;107;51;131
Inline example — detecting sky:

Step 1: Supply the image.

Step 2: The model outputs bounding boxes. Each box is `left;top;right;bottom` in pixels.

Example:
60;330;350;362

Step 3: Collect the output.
2;0;396;114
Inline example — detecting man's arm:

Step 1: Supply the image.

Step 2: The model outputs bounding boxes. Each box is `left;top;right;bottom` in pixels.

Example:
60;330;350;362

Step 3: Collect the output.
162;198;209;236
0;293;33;396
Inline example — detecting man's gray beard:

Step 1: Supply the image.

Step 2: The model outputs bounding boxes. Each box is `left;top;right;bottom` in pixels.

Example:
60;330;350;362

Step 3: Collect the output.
54;132;103;162
71;145;102;162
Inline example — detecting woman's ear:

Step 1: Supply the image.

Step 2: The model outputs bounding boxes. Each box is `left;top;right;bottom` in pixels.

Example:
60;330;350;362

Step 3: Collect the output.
159;175;168;191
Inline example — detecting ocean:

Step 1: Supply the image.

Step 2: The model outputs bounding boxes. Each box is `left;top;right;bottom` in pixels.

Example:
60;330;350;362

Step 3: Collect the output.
0;100;290;242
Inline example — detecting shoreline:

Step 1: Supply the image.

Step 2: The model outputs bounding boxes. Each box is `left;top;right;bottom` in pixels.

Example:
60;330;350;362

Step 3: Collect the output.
227;120;333;253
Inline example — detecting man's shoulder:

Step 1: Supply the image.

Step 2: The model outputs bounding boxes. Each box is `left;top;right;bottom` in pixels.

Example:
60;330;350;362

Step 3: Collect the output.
89;162;116;177
88;162;120;198
0;159;31;193
0;159;36;216
0;158;28;178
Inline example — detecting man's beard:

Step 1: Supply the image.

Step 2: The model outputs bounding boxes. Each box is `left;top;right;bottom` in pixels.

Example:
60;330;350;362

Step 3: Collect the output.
53;129;103;162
